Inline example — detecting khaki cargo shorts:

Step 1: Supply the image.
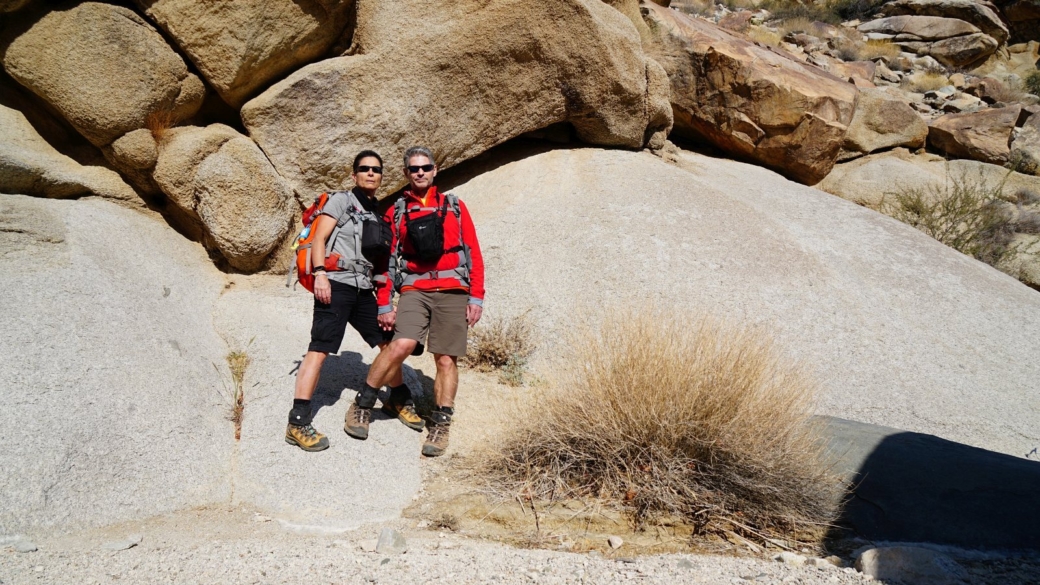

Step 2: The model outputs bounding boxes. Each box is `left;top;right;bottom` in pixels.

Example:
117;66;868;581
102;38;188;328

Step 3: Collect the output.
394;290;469;357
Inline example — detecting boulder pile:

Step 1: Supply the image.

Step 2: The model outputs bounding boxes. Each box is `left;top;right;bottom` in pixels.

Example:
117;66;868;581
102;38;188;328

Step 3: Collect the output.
0;0;1038;273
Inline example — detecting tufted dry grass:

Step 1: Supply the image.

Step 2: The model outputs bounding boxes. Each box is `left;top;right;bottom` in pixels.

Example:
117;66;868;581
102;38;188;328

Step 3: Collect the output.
476;309;843;544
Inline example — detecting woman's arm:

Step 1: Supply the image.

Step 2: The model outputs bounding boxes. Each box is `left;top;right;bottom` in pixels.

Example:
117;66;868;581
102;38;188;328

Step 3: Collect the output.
311;214;338;304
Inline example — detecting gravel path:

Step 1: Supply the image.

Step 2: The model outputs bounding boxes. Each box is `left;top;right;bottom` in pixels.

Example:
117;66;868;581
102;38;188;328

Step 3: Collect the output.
1;508;881;585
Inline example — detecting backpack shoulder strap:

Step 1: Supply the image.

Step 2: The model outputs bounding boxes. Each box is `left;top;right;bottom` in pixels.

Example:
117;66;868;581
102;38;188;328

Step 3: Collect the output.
444;192;461;218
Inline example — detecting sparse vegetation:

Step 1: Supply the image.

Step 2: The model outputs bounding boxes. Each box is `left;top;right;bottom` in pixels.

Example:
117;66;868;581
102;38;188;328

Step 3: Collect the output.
462;312;535;387
880;167;1038;274
478;310;842;546
901;71;950;93
747;26;784;47
226;350;250;440
857;39;901;61
1026;70;1040;97
145;109;175;143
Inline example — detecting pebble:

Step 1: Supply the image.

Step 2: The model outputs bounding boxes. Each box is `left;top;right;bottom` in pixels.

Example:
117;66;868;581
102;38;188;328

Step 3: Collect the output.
607;536;623;549
374;528;407;555
13;540;38;553
101;534;142;551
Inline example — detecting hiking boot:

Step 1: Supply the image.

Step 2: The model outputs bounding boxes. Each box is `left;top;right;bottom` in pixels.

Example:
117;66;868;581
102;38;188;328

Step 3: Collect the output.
382;400;425;432
285;423;329;452
422;422;450;457
344;402;372;440
422;410;452;457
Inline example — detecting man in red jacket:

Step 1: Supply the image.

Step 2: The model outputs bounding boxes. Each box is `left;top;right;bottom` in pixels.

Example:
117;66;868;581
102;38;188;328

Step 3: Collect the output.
347;145;485;457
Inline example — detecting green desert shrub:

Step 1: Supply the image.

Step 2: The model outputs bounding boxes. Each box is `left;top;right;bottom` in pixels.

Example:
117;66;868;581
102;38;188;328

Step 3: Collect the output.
478;310;843;543
881;168;1024;270
1025;70;1040;97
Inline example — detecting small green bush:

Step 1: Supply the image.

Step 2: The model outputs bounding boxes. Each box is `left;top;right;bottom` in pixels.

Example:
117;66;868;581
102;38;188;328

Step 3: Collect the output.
881;168;1021;269
1026;70;1040;97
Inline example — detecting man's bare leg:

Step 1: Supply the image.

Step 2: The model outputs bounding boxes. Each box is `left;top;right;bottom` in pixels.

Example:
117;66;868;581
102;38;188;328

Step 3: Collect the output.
367;338;417;389
432;353;459;408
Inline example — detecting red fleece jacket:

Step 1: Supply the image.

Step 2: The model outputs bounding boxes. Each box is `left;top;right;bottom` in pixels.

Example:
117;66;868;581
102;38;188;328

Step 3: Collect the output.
376;186;485;310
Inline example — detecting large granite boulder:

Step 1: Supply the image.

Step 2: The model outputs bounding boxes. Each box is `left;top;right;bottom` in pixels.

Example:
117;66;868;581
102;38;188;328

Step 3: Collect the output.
153;125;294;271
0;195;232;533
877;0;1009;44
0;104;137;202
132;0;353;108
1;2;205;147
1011;112;1040;175
858;15;999;68
844;89;929;155
242;0;672;196
642;3;858;184
928;105;1021;164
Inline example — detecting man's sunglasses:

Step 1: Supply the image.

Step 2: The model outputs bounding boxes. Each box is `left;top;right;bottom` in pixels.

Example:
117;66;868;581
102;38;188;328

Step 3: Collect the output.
407;164;435;173
355;165;383;174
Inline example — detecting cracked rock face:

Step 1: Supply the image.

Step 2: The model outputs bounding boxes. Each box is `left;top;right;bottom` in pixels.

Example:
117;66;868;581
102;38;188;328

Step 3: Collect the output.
928;105;1022;164
131;0;354;108
241;0;672;197
153;125;294;271
2;2;205;147
642;3;857;185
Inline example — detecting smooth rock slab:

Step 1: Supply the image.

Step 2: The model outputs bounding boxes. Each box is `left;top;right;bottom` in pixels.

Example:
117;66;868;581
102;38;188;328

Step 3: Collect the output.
0;195;232;533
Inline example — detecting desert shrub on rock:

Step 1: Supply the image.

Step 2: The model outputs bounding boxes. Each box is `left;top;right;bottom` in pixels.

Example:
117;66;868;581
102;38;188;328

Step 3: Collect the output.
881;167;1037;274
478;309;843;542
1025;70;1040;97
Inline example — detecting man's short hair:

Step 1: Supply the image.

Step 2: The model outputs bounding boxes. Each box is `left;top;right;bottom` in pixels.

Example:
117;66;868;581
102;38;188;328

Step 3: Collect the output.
353;149;383;172
403;146;436;167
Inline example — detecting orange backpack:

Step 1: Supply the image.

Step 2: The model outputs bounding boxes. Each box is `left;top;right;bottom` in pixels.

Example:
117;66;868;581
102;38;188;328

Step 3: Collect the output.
286;193;344;292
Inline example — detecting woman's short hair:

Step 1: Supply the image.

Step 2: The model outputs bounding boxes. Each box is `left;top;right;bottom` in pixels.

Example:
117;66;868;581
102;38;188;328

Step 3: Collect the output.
403;146;435;167
352;150;383;172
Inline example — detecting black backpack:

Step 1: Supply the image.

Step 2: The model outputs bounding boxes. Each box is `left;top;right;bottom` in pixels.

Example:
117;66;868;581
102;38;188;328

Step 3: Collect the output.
402;198;449;262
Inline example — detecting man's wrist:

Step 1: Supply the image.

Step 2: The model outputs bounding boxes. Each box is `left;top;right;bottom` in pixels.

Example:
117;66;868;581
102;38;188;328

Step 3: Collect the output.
377;305;394;315
468;297;483;307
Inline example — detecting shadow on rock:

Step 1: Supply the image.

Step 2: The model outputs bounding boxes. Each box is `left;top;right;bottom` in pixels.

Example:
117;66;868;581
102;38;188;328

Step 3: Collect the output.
821;416;1040;551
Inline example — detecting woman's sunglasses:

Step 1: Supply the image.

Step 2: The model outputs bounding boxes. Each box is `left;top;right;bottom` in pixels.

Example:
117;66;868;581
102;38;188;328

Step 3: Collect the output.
356;165;383;174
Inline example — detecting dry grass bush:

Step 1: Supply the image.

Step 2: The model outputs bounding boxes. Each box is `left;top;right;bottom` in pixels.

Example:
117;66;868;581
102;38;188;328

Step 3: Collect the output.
672;0;714;17
881;167;1035;272
901;71;950;93
477;310;843;545
461;312;535;387
145;109;175;143
858;39;901;61
776;16;815;35
747;26;784;47
225;349;251;440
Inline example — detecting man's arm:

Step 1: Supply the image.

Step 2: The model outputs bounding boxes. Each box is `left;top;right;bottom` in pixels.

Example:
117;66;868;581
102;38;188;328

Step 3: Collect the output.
376;203;399;329
459;199;484;326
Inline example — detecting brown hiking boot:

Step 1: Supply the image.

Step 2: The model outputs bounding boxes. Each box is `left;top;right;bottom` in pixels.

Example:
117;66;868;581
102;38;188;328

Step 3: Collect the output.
285;423;329;452
344;402;372;440
381;400;425;432
422;410;451;457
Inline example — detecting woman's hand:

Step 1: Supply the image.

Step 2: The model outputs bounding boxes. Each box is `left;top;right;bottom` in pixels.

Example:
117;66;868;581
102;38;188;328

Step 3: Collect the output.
314;273;332;304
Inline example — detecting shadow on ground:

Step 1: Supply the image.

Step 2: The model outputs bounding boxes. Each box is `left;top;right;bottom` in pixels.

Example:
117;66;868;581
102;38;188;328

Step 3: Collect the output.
820;416;1040;551
295;351;436;421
